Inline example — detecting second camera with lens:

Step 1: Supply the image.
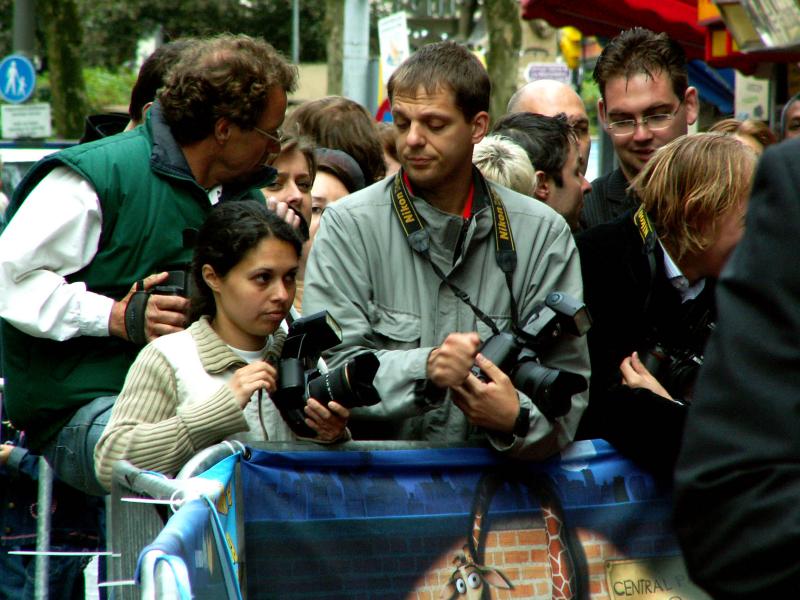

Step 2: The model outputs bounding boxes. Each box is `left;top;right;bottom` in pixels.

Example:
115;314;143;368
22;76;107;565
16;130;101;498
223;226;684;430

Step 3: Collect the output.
271;310;382;438
472;291;591;421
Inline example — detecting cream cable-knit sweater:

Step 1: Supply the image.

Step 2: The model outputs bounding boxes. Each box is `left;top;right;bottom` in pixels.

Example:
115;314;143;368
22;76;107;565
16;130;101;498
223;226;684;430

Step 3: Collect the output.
93;316;291;491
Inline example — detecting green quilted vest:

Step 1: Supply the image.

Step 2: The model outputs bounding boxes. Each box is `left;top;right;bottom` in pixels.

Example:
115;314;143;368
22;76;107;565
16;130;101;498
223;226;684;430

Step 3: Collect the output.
1;116;266;449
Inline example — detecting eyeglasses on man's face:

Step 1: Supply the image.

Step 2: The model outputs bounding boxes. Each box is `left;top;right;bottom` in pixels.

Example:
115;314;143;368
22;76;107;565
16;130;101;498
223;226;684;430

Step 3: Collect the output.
253;126;284;147
605;102;683;137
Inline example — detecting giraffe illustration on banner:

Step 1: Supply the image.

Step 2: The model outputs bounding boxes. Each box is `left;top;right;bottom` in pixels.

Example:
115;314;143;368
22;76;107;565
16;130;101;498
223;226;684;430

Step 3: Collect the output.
441;469;588;600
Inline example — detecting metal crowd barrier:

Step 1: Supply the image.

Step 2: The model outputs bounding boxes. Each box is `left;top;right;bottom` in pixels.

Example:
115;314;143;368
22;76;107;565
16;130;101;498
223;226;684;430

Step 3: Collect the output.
1;377;53;600
107;442;246;600
2;378;113;600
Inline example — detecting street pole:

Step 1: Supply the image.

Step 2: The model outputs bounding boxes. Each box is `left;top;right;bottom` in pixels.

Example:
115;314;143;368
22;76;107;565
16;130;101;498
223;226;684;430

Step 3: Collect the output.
342;0;370;108
12;0;36;57
292;0;300;64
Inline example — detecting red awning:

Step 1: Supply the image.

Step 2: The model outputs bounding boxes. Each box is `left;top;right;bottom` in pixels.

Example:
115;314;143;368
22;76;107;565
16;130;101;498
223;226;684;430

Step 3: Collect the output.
521;0;706;60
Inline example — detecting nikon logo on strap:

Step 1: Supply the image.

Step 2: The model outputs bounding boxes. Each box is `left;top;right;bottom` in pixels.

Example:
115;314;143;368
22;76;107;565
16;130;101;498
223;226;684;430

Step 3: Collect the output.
396;186;415;225
392;168;517;268
495;201;510;241
392;174;425;237
634;204;656;247
634;204;659;315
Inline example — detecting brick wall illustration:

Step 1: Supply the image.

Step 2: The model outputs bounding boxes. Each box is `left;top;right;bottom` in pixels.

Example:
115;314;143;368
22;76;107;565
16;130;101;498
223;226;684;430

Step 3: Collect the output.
408;525;663;599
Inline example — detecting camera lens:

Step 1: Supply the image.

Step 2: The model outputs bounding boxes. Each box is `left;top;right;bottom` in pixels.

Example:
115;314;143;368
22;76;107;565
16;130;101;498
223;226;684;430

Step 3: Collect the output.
307;352;381;408
513;361;586;420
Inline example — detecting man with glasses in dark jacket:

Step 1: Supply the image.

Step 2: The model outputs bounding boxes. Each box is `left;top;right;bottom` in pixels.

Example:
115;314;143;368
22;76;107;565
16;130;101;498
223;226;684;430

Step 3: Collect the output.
581;27;699;230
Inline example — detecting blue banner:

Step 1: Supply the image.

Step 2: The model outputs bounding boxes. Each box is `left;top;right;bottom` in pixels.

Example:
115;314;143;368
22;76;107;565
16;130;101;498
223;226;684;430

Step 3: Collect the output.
145;441;706;599
236;441;688;599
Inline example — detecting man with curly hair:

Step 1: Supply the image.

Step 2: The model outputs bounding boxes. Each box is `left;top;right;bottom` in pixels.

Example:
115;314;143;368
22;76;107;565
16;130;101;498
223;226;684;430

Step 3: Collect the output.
0;33;297;496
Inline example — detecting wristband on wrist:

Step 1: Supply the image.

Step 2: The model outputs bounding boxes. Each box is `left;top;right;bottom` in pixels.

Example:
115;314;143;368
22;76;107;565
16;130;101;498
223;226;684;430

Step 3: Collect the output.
124;283;151;346
512;406;530;438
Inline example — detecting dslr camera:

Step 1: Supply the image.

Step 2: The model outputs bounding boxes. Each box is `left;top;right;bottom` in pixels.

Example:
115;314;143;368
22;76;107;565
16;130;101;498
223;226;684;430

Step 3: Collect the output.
271;310;382;438
472;291;591;421
150;269;193;297
125;269;193;345
641;309;715;401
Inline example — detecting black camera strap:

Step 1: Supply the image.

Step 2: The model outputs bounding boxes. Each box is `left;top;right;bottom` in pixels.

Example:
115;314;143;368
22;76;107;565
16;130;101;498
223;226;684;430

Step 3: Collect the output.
391;170;519;336
634;205;659;316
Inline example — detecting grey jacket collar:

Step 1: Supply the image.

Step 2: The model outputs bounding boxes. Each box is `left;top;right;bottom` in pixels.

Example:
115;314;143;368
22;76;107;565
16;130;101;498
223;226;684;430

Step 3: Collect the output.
406;169;494;270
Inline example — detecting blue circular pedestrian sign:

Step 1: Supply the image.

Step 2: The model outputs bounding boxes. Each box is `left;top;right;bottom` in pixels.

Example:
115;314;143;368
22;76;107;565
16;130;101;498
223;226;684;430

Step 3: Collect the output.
0;54;36;104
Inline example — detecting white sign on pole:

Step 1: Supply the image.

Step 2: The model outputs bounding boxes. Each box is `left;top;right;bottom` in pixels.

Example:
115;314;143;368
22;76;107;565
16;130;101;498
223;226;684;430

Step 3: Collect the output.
524;62;571;85
734;72;771;121
378;12;410;86
1;103;52;139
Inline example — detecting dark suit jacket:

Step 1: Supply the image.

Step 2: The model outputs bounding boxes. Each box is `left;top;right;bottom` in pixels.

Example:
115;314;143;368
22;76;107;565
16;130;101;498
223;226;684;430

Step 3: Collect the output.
580;167;638;229
575;210;715;475
674;138;800;598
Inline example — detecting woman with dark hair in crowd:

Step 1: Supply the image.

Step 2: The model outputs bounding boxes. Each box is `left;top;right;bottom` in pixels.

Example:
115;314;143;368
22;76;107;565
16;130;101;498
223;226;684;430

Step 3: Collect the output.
262;134;317;309
309;148;366;243
286;96;386;183
262;134;316;240
94;201;350;491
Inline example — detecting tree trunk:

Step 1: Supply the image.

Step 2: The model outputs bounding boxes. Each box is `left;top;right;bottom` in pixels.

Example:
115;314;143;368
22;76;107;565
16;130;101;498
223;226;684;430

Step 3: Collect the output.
39;0;88;138
485;0;521;123
457;0;478;42
325;0;343;96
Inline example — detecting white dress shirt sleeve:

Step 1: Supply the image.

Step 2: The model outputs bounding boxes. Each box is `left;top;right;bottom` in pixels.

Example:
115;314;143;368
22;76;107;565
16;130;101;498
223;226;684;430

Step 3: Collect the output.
0;166;113;340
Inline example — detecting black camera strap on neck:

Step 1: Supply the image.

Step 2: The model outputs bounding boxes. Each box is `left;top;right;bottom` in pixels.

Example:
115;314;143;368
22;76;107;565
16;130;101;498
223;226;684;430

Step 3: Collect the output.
634;204;659;316
391;170;519;336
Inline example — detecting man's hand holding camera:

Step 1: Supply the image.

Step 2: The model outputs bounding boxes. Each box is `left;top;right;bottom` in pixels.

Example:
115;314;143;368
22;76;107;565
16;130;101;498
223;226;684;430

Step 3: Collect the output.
109;271;190;343
427;332;520;434
426;332;480;388
304;399;350;442
452;353;519;433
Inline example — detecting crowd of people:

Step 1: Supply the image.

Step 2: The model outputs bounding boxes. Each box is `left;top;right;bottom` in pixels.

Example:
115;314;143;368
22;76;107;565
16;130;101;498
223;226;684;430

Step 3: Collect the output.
0;24;798;598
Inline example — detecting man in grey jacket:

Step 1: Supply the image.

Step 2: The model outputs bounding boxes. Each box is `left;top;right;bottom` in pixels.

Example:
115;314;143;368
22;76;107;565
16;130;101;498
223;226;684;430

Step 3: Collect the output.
303;41;589;459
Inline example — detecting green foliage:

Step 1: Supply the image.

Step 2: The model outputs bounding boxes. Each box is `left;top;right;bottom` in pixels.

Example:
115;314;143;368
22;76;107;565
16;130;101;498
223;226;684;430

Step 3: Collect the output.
32;68;137;113
39;0;88;138
83;68;138;113
0;0;47;61
78;0;142;69
77;0;328;70
581;68;601;136
0;0;12;55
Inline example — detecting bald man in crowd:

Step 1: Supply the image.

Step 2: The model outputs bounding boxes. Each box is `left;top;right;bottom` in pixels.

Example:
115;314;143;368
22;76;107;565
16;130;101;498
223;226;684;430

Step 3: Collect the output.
507;79;590;174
